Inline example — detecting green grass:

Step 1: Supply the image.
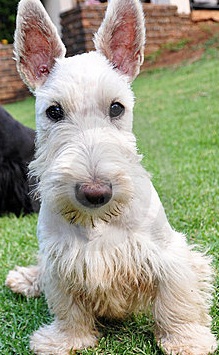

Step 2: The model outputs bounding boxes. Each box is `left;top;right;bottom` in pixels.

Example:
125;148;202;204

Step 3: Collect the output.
1;49;219;354
3;96;36;129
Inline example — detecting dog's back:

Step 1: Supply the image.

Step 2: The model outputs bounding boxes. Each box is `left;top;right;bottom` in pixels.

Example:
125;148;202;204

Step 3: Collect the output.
0;106;39;216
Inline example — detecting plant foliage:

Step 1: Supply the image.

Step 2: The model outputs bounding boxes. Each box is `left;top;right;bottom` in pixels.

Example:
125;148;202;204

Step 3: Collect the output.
0;0;19;43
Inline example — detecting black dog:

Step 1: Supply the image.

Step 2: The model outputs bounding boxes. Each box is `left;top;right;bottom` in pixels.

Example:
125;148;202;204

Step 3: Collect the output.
0;106;39;216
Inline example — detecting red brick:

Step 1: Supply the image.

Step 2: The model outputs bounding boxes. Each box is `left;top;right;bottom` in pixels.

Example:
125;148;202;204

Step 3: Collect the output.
0;45;30;104
61;4;193;58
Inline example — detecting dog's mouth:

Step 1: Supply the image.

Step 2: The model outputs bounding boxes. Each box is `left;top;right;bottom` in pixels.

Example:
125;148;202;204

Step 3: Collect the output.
61;200;123;228
43;173;134;228
60;181;124;227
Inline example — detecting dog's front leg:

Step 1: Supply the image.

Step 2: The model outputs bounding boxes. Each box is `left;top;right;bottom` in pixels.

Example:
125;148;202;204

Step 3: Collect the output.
30;287;99;355
152;234;217;355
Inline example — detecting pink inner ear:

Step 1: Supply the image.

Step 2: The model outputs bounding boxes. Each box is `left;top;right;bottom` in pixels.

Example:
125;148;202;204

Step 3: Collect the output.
110;16;138;77
21;28;55;84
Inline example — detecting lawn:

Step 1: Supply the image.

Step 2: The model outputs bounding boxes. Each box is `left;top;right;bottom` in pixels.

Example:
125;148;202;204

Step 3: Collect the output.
0;49;219;354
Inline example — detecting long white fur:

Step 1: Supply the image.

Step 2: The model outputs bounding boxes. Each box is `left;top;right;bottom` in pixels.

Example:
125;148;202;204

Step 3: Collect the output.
5;0;218;354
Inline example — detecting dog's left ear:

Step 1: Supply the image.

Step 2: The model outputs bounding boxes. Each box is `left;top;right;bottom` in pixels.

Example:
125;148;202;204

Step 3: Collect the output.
15;0;66;92
94;0;145;81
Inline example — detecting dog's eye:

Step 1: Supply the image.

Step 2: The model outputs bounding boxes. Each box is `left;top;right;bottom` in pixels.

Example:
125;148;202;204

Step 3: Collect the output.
46;105;64;122
109;102;125;119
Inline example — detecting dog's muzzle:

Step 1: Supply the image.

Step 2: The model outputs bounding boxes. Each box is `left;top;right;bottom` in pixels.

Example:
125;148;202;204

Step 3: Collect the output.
75;181;112;208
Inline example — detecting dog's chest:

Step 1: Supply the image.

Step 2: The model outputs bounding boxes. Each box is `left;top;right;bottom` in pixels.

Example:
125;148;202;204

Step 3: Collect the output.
86;268;154;319
41;216;156;318
61;233;155;318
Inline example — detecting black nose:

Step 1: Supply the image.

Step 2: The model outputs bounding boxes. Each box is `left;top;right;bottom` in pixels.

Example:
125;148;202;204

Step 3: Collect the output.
75;181;112;208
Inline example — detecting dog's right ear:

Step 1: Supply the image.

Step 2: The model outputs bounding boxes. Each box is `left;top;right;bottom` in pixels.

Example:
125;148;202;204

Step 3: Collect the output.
15;0;66;92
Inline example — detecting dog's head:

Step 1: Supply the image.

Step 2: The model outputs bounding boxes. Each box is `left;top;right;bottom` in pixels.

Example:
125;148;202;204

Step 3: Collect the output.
15;0;146;226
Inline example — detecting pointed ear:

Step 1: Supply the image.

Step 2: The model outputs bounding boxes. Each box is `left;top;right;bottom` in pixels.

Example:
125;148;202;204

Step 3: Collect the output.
94;0;145;81
15;0;66;92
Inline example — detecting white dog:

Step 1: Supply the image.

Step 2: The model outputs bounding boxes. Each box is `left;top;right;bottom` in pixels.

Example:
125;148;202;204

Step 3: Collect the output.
6;0;218;354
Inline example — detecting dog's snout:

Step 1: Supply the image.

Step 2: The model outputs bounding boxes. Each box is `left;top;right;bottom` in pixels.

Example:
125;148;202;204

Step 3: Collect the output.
75;182;112;208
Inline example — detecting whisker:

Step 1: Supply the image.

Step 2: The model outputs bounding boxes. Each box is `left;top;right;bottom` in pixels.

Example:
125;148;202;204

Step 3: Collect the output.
114;206;122;214
100;217;110;223
109;209;119;217
91;216;95;228
70;215;77;224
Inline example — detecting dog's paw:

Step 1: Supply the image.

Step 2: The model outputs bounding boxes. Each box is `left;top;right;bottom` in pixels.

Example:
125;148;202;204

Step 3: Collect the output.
30;322;99;355
157;327;218;355
5;265;41;297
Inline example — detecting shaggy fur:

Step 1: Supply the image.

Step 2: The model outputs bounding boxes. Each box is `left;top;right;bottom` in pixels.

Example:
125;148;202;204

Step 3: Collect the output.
0;106;39;216
6;0;218;354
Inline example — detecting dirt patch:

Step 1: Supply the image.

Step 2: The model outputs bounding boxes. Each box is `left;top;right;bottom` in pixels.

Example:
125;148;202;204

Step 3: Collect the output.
142;21;219;70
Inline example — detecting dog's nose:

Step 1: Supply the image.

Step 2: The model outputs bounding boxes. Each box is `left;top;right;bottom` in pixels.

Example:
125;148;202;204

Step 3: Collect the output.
75;182;112;208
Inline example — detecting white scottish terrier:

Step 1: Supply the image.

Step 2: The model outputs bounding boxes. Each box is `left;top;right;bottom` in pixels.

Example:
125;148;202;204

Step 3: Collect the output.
6;0;218;354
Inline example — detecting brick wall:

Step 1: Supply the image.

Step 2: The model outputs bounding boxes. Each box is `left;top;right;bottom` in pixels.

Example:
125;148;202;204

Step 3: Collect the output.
0;5;193;105
61;3;193;57
0;45;30;105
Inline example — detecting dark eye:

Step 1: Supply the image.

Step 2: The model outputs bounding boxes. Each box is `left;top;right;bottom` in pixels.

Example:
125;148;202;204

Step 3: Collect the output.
109;102;125;119
46;104;64;122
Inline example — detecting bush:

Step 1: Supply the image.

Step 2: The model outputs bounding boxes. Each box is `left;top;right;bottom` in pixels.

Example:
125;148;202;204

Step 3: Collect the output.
0;0;19;43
